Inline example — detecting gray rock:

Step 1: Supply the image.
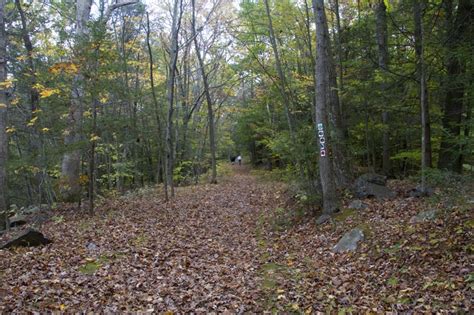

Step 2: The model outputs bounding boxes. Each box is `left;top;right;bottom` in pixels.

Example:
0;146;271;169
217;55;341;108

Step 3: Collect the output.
358;173;387;186
86;242;98;252
408;185;434;198
316;214;331;225
348;200;368;210
21;206;40;215
354;178;396;200
1;228;52;249
409;209;439;223
9;215;28;228
333;228;365;253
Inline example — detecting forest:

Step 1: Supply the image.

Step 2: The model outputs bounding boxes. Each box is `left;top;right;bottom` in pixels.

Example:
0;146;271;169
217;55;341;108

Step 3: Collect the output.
0;0;472;312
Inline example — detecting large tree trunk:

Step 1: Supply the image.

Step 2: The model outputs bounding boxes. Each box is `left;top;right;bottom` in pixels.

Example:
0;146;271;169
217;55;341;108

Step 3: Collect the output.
438;0;472;173
414;0;432;191
60;0;92;202
375;0;391;175
0;0;7;230
313;0;339;214
191;0;217;184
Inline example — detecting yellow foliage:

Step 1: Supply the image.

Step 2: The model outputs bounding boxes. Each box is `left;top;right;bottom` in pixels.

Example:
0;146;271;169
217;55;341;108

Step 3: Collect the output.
11;98;19;106
83;110;92;118
41;127;50;133
90;134;101;142
79;174;89;186
0;79;15;89
49;62;79;75
39;88;60;98
33;83;45;90
27;116;38;127
0;103;7;109
6;127;15;133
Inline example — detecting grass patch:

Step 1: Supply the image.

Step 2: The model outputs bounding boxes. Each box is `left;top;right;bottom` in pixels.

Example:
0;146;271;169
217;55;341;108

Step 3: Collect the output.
334;208;357;222
79;260;101;275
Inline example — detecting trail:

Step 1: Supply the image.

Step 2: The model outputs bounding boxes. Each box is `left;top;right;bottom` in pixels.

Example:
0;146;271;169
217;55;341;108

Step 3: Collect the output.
0;165;284;312
1;165;472;312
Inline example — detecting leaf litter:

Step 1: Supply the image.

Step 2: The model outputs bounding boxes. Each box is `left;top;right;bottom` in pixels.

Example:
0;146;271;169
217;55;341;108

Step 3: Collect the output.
0;166;472;312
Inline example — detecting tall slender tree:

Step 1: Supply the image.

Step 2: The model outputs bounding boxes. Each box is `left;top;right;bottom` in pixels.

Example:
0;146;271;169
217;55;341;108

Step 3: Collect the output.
191;0;217;184
0;0;7;230
375;0;391;175
414;0;432;191
164;0;182;199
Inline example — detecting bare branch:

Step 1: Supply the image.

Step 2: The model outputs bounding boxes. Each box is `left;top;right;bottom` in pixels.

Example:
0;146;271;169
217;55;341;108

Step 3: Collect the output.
105;0;138;21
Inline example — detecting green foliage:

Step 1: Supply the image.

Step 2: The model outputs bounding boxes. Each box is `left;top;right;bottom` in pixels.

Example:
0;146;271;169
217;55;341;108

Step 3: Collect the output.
173;161;195;185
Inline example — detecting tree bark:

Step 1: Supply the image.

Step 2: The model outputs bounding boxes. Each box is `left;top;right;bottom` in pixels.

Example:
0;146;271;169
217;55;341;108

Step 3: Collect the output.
0;0;7;230
414;0;432;191
60;0;92;202
438;0;472;173
313;0;339;214
375;0;391;175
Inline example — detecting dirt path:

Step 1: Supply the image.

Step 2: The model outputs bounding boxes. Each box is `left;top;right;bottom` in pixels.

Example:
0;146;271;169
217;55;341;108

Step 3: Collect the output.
1;165;283;312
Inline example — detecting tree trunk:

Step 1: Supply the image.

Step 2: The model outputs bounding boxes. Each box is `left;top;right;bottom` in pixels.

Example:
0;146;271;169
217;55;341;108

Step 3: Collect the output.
438;0;472;173
375;0;391;175
146;11;166;191
414;0;432;191
191;0;217;184
60;0;92;202
313;0;339;214
165;0;182;199
0;0;7;230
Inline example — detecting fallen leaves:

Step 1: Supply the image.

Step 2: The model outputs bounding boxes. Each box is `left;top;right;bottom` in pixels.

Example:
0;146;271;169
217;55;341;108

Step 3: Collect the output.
0;166;472;312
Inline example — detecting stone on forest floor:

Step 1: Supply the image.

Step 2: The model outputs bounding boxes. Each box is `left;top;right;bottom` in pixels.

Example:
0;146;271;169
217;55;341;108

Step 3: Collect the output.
9;215;28;228
316;214;331;225
0;228;52;249
347;200;368;210
358;173;387;186
408;185;434;198
332;228;364;253
409;209;439;224
354;175;396;200
21;206;41;215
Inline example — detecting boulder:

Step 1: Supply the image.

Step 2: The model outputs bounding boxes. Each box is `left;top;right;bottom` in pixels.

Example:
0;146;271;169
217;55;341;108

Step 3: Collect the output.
358;173;387;186
0;228;52;249
409;209;439;224
408;185;434;198
316;214;331;225
333;228;364;253
347;200;368;210
21;205;40;215
354;178;396;199
9;215;28;228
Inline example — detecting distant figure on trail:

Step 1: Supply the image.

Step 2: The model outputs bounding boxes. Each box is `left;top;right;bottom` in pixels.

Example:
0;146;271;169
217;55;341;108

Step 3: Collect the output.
230;156;237;164
237;155;242;165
